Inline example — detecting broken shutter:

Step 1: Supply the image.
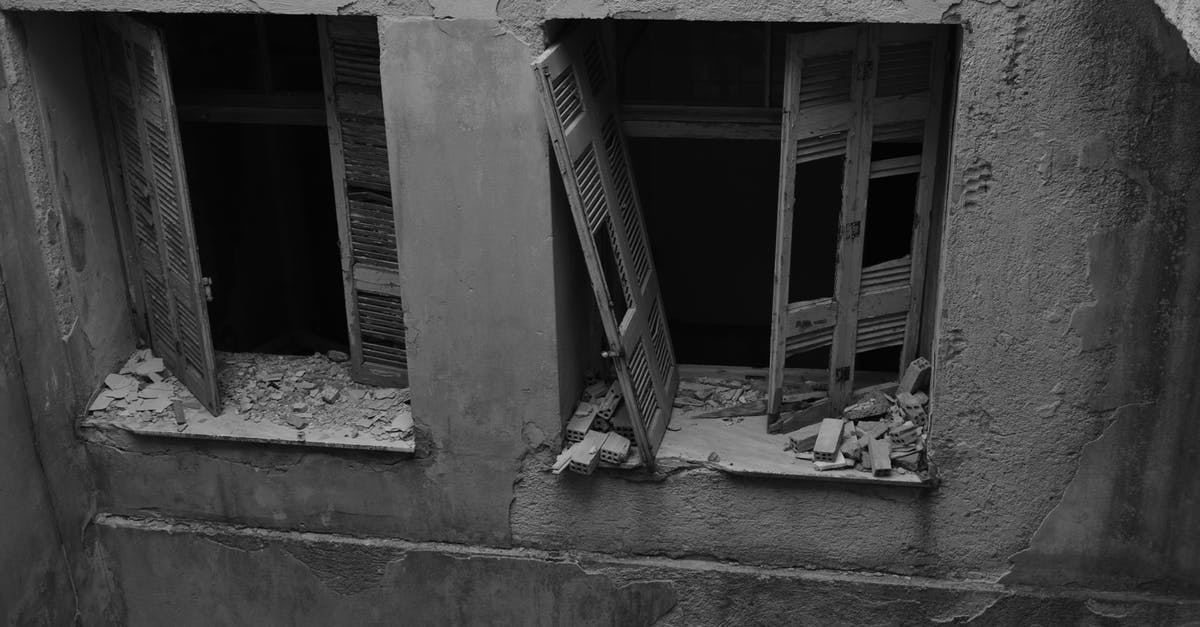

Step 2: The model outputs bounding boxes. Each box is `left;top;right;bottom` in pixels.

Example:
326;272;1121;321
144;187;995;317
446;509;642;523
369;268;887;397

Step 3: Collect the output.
767;25;948;418
534;27;679;465
97;16;221;413
318;17;408;387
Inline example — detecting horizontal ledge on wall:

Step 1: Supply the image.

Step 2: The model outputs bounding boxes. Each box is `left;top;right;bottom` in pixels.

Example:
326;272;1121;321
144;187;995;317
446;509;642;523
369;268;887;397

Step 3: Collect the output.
81;413;416;454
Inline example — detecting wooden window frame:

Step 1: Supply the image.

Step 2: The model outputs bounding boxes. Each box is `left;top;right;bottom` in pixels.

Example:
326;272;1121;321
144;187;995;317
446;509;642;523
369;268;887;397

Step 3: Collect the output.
548;21;956;466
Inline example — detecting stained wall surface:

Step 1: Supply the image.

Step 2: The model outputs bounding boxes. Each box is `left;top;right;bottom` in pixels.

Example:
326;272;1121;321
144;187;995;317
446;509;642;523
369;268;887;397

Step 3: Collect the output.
0;0;1197;624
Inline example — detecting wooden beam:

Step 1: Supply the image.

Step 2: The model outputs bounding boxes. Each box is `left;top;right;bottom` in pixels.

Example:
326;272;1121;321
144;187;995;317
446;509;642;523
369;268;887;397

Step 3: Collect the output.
827;25;879;410
901;27;951;372
175;91;326;126
766;32;807;420
620;104;781;140
870;154;922;179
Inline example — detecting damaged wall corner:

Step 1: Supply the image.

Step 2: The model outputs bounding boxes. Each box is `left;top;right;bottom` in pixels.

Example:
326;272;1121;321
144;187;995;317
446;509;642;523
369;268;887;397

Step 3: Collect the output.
1000;0;1200;596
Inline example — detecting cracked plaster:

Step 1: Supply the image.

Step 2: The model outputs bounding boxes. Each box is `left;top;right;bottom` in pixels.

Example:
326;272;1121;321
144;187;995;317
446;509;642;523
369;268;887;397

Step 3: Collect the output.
2;0;1200;621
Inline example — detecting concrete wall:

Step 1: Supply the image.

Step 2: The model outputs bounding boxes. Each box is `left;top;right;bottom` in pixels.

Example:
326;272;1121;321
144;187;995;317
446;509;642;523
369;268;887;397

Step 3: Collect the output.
0;199;75;627
0;11;130;622
1;0;1199;624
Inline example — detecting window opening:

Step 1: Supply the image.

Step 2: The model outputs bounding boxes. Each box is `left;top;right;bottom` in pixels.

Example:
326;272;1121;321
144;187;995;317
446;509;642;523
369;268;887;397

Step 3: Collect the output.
87;14;413;451
542;21;956;482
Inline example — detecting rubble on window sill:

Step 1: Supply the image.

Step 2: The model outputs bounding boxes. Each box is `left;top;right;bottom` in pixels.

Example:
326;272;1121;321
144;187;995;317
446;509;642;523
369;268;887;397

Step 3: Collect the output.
81;349;415;454
656;361;936;487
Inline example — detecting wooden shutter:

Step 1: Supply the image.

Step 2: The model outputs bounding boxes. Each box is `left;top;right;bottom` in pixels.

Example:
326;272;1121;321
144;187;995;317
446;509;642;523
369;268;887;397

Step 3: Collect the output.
768;25;948;417
534;27;679;465
97;16;220;414
318;17;408;387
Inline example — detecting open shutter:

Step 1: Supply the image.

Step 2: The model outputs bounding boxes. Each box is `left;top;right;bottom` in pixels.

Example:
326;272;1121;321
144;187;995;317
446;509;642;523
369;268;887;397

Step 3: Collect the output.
534;27;678;465
768;25;946;419
318;17;407;387
98;16;220;413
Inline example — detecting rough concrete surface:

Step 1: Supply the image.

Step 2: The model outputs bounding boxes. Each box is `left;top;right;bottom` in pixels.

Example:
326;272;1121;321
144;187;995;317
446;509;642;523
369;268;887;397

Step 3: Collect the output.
0;259;76;627
1;0;1199;623
98;514;1200;626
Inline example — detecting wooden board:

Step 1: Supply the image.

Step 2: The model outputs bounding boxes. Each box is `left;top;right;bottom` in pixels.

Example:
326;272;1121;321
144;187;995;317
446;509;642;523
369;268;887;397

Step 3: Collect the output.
768;25;946;418
534;26;679;466
900;28;951;373
827;25;880;410
319;17;408;387
97;16;220;414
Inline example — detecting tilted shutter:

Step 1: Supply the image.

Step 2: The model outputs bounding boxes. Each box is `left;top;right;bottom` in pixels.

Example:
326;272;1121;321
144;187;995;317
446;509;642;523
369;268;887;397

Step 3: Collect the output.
767;25;948;416
318;17;408;386
98;16;221;414
534;27;679;465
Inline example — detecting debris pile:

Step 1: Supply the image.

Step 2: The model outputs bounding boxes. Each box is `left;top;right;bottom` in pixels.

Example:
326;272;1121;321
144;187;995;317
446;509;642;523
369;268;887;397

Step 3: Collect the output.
86;350;175;418
554;380;633;474
673;378;769;411
789;357;933;477
89;349;414;443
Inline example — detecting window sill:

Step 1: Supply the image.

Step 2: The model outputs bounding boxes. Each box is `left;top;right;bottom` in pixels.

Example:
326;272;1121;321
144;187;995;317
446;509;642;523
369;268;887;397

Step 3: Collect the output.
657;412;931;487
81;411;415;454
82;350;415;455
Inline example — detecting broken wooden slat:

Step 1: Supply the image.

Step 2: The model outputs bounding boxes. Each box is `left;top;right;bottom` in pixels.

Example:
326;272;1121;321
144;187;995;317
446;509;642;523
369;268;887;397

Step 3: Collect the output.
827;25;880;410
900;28;951;372
768;397;837;434
869;154;922;179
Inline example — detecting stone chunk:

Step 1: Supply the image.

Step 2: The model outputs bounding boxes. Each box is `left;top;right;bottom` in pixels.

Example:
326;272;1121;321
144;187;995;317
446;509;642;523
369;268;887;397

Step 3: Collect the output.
898;357;932;394
599;432;631;465
813;418;844;463
321;386;341;404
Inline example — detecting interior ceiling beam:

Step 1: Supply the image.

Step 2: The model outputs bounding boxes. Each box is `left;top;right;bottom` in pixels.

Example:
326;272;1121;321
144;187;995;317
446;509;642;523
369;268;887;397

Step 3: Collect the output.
175;91;326;126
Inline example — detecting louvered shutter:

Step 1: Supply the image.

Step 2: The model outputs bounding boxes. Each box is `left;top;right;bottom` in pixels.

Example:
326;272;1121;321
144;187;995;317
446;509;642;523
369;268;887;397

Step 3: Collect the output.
98;16;221;414
534;27;678;465
767;25;948;416
318;17;407;387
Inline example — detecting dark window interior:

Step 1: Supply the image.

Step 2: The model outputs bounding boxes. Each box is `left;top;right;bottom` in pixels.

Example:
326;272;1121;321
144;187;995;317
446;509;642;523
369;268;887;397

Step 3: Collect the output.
617;21;919;370
165;16;349;355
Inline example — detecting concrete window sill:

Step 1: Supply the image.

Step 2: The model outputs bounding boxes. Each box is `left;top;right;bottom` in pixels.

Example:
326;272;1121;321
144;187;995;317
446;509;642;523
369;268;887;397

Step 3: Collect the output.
655;412;933;487
81;411;416;454
81;350;416;455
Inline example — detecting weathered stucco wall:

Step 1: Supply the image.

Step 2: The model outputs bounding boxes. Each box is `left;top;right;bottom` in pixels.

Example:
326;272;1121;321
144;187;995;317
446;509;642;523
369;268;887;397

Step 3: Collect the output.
1;0;1198;624
96;513;1200;625
516;0;1200;597
0;231;75;627
0;12;126;623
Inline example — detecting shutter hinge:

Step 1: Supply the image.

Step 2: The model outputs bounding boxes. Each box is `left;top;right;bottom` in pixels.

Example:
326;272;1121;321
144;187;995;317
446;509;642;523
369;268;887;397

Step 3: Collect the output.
201;277;213;302
835;366;850;382
601;347;622;359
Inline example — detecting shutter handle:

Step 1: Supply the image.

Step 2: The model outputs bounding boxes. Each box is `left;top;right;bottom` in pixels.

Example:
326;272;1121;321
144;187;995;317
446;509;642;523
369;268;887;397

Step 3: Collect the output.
201;277;213;302
601;348;621;359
